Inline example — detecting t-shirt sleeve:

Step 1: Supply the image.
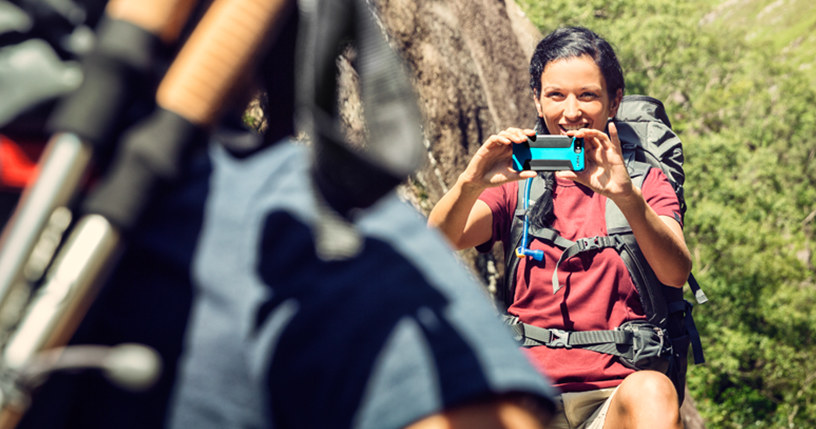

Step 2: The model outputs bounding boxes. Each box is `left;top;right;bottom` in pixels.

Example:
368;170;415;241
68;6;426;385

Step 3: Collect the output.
475;182;517;253
642;168;683;227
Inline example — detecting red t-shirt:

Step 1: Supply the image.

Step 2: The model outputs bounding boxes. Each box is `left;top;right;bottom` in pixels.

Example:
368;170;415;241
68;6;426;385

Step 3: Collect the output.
478;169;681;392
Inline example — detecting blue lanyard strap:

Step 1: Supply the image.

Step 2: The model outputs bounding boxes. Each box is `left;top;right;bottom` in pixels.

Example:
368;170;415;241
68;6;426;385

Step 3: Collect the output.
515;178;543;261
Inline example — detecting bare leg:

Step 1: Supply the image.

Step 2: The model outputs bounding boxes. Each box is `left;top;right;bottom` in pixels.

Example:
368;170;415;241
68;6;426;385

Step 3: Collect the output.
406;394;552;429
603;370;681;429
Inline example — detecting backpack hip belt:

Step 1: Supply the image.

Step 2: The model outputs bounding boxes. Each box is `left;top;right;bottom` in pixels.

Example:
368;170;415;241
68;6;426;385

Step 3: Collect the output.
504;315;673;373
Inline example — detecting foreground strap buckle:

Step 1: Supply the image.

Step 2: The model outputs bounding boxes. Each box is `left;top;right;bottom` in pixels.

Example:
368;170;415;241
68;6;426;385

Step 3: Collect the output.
549;329;572;349
577;237;601;251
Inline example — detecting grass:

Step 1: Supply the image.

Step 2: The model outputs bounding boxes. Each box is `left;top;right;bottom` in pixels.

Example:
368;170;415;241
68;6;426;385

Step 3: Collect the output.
703;0;816;80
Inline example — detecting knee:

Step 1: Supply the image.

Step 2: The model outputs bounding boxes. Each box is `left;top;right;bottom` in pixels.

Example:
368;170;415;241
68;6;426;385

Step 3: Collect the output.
617;370;679;408
609;371;682;429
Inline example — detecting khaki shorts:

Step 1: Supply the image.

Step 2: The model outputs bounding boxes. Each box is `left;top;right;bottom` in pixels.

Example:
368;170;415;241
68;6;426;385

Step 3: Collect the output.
549;387;617;429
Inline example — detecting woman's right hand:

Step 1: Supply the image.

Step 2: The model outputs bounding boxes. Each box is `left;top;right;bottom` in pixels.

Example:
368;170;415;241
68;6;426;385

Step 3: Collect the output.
429;127;537;249
459;127;538;190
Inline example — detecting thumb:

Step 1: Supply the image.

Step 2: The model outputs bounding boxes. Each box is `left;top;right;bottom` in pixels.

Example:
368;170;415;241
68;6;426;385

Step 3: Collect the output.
518;170;538;179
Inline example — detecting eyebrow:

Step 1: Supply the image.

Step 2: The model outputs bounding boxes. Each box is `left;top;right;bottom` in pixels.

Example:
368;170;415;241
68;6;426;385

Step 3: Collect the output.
541;85;603;92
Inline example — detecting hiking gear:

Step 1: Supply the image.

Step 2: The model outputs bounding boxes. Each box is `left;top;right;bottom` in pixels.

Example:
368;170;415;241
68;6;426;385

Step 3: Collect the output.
515;178;544;261
501;95;706;403
505;316;672;373
168;139;558;429
297;0;424;217
0;0;292;424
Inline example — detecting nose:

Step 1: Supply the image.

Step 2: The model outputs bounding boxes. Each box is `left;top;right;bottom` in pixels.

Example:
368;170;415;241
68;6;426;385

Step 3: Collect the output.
563;95;581;121
564;95;581;121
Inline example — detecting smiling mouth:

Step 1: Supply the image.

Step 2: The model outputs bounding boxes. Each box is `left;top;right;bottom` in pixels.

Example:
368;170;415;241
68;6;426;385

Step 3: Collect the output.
559;124;587;133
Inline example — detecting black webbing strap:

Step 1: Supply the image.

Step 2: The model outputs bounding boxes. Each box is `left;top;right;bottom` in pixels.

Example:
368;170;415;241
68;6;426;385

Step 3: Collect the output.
687;273;708;304
521;223;627;295
669;299;706;364
526;224;575;250
504;316;635;358
551;235;624;294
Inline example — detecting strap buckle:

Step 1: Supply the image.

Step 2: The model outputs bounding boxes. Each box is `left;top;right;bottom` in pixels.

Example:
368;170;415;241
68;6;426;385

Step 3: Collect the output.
576;237;601;251
548;328;572;349
576;236;623;252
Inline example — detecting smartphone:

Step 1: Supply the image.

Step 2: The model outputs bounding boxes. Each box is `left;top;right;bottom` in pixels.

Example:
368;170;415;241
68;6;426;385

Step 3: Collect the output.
512;135;585;172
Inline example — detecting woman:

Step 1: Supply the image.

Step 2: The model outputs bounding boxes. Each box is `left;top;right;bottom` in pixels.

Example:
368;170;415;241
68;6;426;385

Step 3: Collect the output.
428;26;691;429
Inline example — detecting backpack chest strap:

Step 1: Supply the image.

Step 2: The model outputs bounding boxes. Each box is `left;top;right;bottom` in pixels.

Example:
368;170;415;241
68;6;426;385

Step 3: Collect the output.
525;224;575;249
551;235;624;294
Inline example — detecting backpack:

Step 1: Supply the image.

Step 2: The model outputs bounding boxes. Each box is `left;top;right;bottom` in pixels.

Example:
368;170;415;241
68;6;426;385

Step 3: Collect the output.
501;95;707;404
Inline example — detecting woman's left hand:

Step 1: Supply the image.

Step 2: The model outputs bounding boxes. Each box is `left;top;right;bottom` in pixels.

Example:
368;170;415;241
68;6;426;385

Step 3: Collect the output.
556;122;634;202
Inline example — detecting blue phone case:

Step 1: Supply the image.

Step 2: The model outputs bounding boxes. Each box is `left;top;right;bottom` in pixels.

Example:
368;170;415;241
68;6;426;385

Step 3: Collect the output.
512;135;585;172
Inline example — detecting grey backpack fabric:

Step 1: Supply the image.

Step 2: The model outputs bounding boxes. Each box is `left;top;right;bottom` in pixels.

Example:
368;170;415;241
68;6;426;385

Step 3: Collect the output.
615;94;686;218
501;95;706;404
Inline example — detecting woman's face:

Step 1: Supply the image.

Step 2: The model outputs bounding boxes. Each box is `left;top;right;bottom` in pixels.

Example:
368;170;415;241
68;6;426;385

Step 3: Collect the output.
534;55;622;135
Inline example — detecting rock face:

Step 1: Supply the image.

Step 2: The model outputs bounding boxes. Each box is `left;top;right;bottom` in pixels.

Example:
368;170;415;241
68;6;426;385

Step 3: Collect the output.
339;1;705;426
371;0;541;212
338;0;546;293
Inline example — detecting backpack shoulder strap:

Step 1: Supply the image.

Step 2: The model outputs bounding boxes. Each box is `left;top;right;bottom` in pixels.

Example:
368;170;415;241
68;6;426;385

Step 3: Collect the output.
605;160;650;235
614;95;686;218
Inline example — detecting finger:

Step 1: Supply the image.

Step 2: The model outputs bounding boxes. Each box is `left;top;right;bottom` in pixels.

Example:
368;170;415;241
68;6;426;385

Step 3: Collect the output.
608;122;621;148
572;129;600;152
484;133;513;149
502;168;537;185
572;127;600;141
580;128;612;152
555;170;578;182
499;127;534;143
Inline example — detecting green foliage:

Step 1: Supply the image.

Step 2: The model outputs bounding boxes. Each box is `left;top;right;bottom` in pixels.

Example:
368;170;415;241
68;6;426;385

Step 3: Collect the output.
517;0;816;426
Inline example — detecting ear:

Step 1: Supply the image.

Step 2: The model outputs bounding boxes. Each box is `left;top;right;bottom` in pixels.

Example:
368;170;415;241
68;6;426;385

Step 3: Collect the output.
608;88;623;118
533;91;544;117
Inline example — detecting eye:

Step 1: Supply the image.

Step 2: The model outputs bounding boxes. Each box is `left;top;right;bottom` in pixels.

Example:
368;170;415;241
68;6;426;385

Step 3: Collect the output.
579;92;600;101
545;91;565;100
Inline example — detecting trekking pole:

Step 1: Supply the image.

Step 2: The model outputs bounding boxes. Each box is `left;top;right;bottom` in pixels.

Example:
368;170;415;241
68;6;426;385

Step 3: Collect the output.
0;0;199;347
0;0;293;426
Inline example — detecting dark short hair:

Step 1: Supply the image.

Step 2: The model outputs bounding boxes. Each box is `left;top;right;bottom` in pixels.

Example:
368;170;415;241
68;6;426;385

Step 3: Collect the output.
529;26;624;102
